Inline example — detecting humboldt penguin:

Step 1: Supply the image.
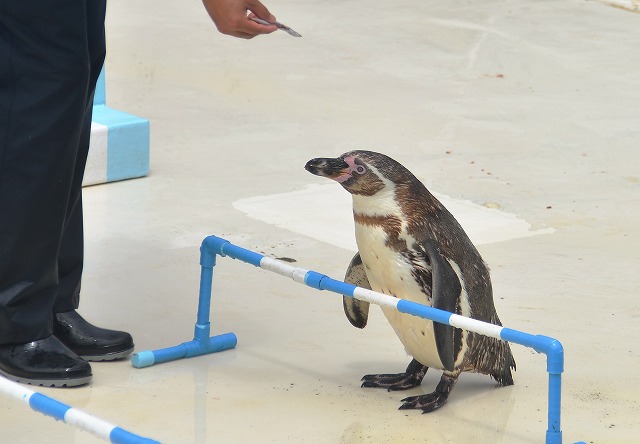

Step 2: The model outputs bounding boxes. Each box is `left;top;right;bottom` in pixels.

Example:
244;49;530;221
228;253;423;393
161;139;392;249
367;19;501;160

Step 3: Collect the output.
304;150;515;413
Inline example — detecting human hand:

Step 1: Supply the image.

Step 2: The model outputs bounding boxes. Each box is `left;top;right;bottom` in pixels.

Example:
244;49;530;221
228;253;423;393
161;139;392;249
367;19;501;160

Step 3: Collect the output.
202;0;278;39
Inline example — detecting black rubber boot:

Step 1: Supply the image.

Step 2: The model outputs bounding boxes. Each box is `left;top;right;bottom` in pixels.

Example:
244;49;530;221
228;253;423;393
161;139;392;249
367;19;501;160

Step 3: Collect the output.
54;311;134;362
0;335;92;387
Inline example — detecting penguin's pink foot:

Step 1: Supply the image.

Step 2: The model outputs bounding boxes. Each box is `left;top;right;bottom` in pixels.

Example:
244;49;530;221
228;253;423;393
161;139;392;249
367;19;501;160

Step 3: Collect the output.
361;359;427;391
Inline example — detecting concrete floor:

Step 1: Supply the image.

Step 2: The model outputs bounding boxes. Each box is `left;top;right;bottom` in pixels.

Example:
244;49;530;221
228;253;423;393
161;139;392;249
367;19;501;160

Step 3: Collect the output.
2;0;639;442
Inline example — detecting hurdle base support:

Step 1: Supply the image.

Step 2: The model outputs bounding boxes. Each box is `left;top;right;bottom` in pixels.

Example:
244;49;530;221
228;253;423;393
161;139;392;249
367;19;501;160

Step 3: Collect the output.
131;332;237;369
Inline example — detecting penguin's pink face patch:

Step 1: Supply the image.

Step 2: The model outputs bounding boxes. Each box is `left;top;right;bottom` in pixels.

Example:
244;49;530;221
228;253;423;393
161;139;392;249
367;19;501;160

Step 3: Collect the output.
335;155;367;183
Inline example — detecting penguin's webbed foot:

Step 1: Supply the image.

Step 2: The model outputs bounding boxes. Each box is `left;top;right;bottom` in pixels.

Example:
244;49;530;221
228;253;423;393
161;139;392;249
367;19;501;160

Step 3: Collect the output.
399;392;448;413
360;359;428;391
399;373;457;413
361;373;423;391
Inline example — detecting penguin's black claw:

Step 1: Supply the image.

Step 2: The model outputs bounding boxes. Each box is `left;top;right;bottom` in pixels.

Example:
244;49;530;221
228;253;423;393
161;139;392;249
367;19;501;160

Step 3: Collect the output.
399;392;449;413
398;373;457;413
360;372;423;391
361;359;428;391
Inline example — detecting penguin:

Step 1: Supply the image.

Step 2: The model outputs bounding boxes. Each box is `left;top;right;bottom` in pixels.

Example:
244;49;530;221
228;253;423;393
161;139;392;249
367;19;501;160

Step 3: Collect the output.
304;150;516;413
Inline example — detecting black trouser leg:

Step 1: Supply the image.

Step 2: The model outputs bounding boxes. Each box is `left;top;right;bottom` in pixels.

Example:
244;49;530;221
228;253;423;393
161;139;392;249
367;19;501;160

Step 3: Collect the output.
0;1;106;344
55;1;107;313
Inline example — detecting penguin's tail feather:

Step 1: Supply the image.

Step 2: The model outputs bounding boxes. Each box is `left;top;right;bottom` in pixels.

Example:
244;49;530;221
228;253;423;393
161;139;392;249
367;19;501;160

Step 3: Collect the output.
491;341;516;386
468;312;517;386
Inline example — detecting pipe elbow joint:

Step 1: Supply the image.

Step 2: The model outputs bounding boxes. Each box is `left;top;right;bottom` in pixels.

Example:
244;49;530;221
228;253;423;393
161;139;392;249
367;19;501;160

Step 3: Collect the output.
201;235;229;266
535;335;564;374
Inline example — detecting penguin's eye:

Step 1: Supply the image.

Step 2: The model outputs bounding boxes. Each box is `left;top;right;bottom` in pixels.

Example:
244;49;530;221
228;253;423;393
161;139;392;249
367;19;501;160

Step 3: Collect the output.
354;165;366;175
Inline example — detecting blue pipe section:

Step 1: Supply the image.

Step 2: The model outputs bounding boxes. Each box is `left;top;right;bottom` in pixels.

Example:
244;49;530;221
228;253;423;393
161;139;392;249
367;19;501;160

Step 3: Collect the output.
397;299;454;326
132;333;237;368
201;235;263;267
28;392;159;443
29;393;70;420
316;273;357;296
547;373;563;444
196;247;215;337
110;428;160;444
304;270;330;291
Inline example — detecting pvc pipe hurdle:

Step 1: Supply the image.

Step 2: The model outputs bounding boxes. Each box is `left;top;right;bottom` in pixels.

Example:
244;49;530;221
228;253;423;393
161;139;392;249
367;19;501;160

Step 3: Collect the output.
133;235;578;444
0;376;159;444
131;244;238;368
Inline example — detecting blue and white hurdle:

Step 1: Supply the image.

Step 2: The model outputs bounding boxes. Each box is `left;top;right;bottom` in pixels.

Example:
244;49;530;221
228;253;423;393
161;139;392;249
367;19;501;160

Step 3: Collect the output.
132;235;580;444
0;376;159;443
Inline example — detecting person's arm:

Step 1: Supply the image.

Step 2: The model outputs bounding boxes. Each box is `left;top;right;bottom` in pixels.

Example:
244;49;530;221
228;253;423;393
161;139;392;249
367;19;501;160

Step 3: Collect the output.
202;0;278;38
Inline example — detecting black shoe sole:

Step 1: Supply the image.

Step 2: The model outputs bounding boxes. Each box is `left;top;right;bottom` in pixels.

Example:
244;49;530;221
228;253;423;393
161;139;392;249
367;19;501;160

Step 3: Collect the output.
0;368;92;388
80;346;134;362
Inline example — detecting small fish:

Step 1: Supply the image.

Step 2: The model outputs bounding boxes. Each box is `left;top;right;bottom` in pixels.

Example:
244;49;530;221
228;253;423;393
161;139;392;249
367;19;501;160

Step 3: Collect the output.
249;16;302;37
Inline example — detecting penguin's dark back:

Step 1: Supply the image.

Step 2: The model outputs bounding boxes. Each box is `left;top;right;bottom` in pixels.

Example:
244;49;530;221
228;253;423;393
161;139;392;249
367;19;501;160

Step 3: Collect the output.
398;179;498;323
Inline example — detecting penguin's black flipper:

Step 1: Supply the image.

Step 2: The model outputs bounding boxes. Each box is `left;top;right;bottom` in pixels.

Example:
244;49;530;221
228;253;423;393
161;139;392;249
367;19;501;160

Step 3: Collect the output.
343;253;371;329
421;240;462;372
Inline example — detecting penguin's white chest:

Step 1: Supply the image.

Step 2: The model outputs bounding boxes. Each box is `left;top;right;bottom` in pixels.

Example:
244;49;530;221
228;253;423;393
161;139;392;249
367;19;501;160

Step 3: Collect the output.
354;222;445;370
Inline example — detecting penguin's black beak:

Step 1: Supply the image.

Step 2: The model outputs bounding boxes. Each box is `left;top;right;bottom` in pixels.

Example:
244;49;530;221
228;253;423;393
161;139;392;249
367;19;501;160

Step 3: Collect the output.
304;157;349;177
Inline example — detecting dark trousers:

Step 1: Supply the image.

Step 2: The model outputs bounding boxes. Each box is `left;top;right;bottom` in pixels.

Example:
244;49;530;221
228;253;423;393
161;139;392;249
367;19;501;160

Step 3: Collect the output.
0;1;107;344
